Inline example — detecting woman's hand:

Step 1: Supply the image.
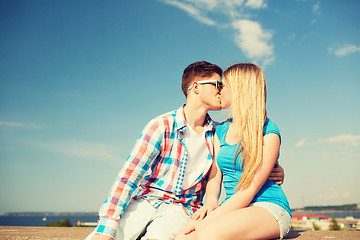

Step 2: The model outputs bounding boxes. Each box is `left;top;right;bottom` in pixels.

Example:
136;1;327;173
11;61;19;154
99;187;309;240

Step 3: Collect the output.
192;202;218;221
176;218;200;237
183;221;196;235
183;203;218;235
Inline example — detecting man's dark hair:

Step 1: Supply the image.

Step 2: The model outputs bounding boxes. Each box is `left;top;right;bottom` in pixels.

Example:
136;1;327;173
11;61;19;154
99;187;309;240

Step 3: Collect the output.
182;61;223;96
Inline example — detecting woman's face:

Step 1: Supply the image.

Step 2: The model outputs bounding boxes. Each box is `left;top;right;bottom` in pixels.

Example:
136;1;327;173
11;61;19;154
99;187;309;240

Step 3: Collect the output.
220;77;232;109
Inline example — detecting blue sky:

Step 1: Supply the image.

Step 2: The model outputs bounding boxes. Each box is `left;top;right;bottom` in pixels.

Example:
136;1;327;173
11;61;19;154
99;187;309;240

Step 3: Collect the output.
0;0;359;212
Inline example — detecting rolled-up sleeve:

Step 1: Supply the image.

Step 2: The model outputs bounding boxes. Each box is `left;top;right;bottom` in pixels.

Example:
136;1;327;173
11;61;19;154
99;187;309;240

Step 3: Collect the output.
96;119;163;238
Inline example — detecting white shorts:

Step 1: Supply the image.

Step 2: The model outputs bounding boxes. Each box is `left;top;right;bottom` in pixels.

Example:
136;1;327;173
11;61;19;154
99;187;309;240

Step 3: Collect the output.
117;199;191;240
87;199;191;240
249;202;291;239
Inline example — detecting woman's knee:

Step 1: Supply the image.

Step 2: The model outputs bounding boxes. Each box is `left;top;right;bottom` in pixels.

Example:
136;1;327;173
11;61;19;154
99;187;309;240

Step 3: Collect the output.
174;234;186;240
196;226;220;240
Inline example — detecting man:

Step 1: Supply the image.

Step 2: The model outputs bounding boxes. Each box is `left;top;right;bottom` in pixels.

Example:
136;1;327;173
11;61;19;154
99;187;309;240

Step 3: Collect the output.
87;61;284;240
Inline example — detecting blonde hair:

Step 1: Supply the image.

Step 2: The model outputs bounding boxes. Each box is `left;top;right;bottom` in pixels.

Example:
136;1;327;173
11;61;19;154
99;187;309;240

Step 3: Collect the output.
223;63;267;191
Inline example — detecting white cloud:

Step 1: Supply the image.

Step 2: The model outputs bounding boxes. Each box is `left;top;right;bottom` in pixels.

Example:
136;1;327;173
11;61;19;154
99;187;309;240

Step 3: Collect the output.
289;34;296;40
0;120;42;129
313;2;320;13
331;44;360;57
160;0;216;26
182;0;245;11
35;141;121;162
245;0;267;9
232;20;274;66
185;0;219;10
318;134;360;146
295;138;306;147
159;0;274;67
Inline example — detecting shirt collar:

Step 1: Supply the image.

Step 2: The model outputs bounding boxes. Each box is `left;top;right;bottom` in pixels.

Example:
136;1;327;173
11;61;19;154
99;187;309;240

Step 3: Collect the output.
175;105;215;133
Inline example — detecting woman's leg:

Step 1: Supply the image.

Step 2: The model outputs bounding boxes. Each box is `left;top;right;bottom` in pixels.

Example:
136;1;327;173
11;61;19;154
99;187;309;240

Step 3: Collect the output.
175;219;197;240
196;206;280;240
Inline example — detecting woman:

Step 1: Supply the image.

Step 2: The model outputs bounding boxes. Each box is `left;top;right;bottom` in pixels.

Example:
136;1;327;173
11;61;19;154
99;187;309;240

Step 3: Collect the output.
176;63;291;240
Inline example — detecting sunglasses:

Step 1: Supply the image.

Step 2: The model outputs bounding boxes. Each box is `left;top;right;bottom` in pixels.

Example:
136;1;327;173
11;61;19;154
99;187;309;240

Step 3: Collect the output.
188;79;224;91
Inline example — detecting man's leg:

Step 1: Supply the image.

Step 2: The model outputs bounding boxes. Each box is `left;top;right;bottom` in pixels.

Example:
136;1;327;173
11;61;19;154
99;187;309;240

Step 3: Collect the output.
141;203;191;240
115;199;157;240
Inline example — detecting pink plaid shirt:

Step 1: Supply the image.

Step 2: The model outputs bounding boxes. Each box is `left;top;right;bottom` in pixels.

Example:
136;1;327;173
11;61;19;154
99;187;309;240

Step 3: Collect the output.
96;106;215;237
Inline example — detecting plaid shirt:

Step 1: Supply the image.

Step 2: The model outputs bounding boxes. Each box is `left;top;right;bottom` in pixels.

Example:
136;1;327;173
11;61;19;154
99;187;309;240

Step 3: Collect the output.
96;106;215;238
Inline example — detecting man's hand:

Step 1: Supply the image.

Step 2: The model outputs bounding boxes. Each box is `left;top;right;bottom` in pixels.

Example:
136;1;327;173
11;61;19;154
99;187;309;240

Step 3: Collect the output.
192;203;218;221
268;162;284;185
90;234;113;240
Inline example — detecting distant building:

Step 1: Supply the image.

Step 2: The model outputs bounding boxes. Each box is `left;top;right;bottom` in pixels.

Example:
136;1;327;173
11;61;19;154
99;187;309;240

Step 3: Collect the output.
292;213;329;221
292;214;360;231
338;217;359;229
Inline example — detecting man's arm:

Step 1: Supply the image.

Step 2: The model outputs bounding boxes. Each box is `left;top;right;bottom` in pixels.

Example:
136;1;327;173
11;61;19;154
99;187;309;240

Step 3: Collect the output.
268;162;284;185
89;234;113;240
93;119;163;239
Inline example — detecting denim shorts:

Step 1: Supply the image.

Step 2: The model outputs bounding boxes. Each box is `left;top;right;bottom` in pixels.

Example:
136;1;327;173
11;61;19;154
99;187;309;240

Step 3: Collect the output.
249;202;291;239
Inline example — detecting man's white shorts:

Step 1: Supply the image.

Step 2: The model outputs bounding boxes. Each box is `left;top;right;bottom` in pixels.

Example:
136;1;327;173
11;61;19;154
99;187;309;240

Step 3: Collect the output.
87;199;191;240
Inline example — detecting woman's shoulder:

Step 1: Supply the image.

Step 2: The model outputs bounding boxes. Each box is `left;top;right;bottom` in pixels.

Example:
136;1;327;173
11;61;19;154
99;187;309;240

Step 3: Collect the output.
263;118;280;136
215;118;232;137
215;118;232;129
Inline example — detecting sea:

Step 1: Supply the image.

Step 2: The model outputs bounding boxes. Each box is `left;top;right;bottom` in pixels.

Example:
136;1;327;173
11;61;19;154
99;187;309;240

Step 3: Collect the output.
292;210;360;219
0;214;98;227
0;211;360;227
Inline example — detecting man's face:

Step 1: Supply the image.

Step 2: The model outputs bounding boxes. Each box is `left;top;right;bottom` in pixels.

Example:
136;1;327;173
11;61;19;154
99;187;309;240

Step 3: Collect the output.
196;73;222;111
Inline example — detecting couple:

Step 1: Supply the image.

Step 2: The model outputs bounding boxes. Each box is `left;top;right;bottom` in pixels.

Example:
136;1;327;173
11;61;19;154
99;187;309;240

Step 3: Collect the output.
86;61;291;240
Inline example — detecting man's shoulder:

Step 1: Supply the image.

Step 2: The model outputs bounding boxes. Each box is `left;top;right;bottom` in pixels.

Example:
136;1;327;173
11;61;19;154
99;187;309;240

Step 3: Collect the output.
145;108;178;130
157;108;178;119
151;108;177;122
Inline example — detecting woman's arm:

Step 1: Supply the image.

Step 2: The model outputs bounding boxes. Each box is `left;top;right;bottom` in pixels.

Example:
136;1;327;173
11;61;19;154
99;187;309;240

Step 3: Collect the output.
198;133;280;224
177;134;223;238
193;133;223;220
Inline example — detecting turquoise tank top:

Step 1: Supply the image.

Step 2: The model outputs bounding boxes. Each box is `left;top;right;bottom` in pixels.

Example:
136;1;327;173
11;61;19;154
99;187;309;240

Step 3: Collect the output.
215;118;291;216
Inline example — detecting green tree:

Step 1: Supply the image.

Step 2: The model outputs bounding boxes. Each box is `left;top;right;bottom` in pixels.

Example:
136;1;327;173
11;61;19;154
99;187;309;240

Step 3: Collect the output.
46;218;72;227
312;222;320;230
329;217;341;231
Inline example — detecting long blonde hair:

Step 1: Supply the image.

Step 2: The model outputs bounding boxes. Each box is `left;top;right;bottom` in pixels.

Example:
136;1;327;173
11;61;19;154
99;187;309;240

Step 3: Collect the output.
223;63;267;191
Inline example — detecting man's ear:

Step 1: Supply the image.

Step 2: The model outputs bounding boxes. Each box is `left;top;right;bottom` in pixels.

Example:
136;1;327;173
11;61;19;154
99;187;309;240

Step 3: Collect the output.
193;82;200;94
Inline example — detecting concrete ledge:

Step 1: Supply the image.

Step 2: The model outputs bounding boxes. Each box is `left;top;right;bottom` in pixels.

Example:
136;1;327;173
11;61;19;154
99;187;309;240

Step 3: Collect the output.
285;229;360;239
1;226;360;239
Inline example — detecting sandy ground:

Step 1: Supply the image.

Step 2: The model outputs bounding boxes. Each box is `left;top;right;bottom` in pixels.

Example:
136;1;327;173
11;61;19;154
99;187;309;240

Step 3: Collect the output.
0;226;360;240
